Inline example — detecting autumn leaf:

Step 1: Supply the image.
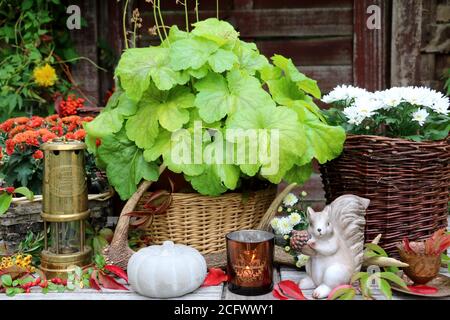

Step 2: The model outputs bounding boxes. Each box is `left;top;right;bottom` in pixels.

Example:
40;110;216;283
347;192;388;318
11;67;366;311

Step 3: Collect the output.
98;271;128;291
277;280;306;300
407;285;438;295
272;284;289;300
104;265;128;283
202;268;227;287
89;270;101;291
327;285;356;300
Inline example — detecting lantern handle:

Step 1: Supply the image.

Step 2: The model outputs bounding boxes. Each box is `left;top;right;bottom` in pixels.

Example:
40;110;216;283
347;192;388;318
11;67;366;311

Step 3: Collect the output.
104;164;167;269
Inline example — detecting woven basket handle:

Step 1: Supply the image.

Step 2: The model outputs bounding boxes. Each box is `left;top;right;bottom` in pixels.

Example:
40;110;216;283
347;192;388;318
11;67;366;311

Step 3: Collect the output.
257;183;297;231
103;165;166;269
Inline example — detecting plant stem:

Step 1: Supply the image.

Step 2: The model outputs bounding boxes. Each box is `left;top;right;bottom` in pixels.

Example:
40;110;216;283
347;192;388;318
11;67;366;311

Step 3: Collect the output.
153;0;163;43
184;0;190;32
123;0;130;49
216;0;219;19
54;57;107;72
132;22;137;48
195;0;199;22
157;0;169;41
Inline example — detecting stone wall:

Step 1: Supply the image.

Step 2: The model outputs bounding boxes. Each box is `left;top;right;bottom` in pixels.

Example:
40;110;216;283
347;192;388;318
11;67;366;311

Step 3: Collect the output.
0;199;112;254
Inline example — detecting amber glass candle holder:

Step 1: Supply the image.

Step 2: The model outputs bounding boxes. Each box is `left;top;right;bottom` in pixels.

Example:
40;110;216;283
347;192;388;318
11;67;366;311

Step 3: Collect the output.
226;230;274;296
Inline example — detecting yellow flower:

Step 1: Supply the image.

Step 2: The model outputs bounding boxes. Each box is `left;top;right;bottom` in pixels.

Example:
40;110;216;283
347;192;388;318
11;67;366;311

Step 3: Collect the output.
33;63;58;87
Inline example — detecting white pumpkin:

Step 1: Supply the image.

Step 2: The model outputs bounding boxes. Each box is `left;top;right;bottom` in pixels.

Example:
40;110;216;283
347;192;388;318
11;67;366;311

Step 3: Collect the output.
127;241;207;298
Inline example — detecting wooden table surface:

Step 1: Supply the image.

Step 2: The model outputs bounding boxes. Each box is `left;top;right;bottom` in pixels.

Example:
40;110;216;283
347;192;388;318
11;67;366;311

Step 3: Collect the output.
2;221;449;301
2;264;448;300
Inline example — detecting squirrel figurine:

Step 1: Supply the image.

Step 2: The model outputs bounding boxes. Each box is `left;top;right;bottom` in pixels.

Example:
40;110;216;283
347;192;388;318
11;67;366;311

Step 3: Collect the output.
291;195;369;299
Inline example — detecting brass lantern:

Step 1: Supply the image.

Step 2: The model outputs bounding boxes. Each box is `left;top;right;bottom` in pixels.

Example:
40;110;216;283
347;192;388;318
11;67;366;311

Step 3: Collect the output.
40;139;92;278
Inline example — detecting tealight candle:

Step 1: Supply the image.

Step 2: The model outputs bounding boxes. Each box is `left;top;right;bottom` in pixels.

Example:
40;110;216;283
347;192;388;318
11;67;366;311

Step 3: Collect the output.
226;230;274;296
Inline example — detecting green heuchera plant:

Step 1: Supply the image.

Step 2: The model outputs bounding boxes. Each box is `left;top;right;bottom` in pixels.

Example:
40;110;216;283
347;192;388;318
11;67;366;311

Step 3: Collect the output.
85;19;345;200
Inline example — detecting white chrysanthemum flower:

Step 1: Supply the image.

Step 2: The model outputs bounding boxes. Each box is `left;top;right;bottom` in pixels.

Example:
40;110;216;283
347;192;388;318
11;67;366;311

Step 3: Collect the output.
343;106;364;125
412;108;429;126
354;95;382;113
270;218;280;232
430;95;449;115
296;254;310;268
289;212;302;226
322;85;369;105
378;87;407;109
282;193;298;207
277;217;293;235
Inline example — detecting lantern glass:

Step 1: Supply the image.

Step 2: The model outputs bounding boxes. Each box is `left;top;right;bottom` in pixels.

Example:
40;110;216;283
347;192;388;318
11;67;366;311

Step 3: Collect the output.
49;221;81;254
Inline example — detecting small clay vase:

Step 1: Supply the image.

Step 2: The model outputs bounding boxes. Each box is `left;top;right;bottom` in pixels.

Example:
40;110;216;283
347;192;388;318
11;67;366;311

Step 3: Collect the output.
398;248;441;285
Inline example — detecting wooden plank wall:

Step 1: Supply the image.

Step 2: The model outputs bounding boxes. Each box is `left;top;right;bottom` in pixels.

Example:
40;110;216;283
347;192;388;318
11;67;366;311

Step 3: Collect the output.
71;0;448;106
137;0;355;92
391;0;450;89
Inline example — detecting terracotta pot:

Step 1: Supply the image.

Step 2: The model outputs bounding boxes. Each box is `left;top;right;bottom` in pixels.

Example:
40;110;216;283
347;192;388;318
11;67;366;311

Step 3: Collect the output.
398;248;441;284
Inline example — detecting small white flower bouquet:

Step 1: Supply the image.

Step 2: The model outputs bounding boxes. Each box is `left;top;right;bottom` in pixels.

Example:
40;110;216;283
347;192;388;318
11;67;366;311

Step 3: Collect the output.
270;191;310;268
322;85;449;141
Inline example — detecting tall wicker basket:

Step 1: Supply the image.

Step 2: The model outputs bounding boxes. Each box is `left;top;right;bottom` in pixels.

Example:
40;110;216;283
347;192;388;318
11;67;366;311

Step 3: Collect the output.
320;135;450;256
135;188;277;254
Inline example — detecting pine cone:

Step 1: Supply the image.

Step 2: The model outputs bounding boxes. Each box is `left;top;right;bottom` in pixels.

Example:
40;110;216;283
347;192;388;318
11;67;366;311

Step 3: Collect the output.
290;230;311;252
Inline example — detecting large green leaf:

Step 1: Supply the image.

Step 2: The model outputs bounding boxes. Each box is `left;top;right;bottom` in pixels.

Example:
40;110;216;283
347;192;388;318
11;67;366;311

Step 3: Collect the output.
162;128;205;177
284;163;313;185
98;130;159;200
267;77;305;107
0;193;13;215
85;91;137;139
234;40;270;75
84;108;123;138
125;86;194;149
208;49;238;73
143;130;172;162
156;86;195;132
194;69;275;123
185;138;240;196
13;187;34;200
191;18;239;47
116;47;184;100
169;37;218;71
272;54;321;99
125;93;160;149
294;107;345;165
226;104;305;183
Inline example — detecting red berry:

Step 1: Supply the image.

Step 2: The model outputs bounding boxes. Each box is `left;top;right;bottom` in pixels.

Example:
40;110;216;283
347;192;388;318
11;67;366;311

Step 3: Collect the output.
34;277;41;286
5;187;15;194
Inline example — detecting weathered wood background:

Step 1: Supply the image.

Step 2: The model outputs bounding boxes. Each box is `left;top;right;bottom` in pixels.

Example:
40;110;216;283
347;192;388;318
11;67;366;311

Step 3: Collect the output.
67;0;449;205
70;0;449;107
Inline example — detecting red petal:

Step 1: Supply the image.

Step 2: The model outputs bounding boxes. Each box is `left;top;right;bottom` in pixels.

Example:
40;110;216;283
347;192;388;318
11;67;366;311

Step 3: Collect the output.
98;271;128;291
437;237;450;254
402;238;413;253
89;270;101;291
272;284;289;300
202;268;228;287
104;265;129;283
278;280;307;300
407;285;438;295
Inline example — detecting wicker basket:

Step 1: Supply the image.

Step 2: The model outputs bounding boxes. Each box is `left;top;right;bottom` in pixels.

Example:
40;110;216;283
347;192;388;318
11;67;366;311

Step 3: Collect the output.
320;135;449;256
135;188;277;254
